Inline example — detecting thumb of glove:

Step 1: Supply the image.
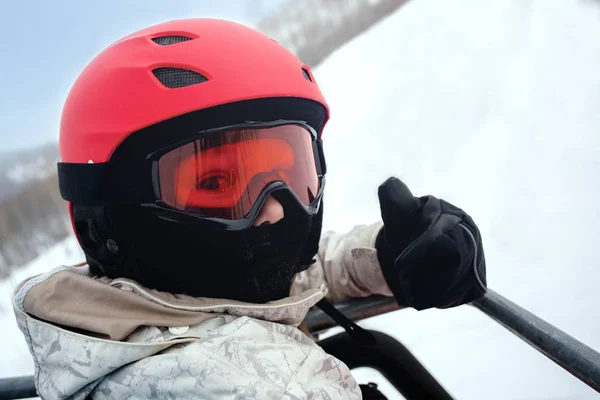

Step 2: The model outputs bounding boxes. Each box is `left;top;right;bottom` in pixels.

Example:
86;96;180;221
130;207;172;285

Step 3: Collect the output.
377;177;422;234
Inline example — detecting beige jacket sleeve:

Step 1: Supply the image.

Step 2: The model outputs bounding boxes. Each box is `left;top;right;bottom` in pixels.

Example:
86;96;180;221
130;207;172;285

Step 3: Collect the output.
291;221;394;303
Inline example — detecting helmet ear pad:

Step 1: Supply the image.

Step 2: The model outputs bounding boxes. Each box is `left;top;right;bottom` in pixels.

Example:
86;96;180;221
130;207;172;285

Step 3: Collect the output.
71;204;121;276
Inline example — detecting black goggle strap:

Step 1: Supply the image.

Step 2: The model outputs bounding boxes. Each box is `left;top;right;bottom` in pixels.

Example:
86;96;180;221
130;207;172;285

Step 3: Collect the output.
57;160;322;215
57;162;150;206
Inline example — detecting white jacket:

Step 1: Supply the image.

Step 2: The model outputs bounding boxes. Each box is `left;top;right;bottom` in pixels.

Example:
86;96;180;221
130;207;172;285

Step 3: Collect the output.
13;222;393;399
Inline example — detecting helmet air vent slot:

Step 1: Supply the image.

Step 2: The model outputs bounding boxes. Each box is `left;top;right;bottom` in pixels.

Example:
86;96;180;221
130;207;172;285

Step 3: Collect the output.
152;67;208;89
152;36;193;46
302;68;313;82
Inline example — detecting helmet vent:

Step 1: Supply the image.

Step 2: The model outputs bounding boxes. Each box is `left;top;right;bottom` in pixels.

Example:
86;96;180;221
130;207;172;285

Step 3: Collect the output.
302;68;313;82
152;36;193;46
152;67;208;89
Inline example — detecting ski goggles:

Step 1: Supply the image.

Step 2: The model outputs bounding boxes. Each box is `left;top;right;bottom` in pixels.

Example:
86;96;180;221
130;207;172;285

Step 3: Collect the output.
58;120;326;230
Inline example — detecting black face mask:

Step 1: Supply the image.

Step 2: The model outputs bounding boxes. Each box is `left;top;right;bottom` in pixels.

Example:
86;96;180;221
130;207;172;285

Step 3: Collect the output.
77;191;322;303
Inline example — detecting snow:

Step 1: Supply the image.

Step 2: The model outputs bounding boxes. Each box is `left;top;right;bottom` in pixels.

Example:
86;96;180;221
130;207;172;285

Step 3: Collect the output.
314;0;600;398
1;0;600;398
0;236;83;379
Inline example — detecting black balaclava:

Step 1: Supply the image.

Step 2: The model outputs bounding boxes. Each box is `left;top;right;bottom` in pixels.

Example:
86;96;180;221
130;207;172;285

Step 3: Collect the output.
73;98;327;303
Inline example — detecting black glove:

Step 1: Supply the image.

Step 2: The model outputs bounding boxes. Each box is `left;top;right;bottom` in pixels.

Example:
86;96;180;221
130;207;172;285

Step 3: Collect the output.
375;177;487;310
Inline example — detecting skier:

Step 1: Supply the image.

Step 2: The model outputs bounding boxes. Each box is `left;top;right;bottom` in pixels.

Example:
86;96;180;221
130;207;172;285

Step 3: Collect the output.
13;19;486;399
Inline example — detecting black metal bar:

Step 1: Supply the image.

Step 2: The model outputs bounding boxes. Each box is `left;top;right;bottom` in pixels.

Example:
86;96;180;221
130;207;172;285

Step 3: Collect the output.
307;291;600;393
306;295;401;332
318;330;454;400
471;289;600;393
0;376;37;400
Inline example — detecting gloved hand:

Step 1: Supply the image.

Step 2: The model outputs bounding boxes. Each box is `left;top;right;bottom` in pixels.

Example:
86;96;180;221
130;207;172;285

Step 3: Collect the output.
375;177;487;310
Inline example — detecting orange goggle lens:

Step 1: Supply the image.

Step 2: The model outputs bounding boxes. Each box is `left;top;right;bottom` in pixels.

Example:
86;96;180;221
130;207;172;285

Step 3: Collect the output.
157;124;320;220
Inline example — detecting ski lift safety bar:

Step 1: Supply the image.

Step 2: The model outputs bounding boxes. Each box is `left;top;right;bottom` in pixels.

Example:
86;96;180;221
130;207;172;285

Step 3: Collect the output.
471;290;600;392
306;289;600;394
1;289;600;399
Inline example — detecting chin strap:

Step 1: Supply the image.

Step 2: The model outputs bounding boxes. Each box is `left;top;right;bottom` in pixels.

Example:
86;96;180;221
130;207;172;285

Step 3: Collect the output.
316;299;376;346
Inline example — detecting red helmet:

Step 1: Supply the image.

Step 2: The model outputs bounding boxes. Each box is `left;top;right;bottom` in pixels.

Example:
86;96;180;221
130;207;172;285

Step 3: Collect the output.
58;19;328;300
59;18;329;164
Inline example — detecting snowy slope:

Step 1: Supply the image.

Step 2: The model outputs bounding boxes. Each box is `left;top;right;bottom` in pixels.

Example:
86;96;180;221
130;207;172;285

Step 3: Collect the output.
0;236;83;379
1;0;600;399
314;0;600;398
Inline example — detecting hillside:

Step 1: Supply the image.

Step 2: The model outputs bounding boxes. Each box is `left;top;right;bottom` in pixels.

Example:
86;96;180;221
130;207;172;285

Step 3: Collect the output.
313;0;600;398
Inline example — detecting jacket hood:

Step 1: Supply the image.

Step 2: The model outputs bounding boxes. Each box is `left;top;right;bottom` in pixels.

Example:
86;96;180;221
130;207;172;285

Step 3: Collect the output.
13;264;327;399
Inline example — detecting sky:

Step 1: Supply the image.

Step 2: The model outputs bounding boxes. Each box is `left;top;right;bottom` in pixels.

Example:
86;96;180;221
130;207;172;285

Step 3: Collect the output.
0;1;285;152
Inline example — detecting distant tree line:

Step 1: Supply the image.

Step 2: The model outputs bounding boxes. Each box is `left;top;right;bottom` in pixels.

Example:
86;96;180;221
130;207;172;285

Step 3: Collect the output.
0;174;70;277
257;0;411;68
